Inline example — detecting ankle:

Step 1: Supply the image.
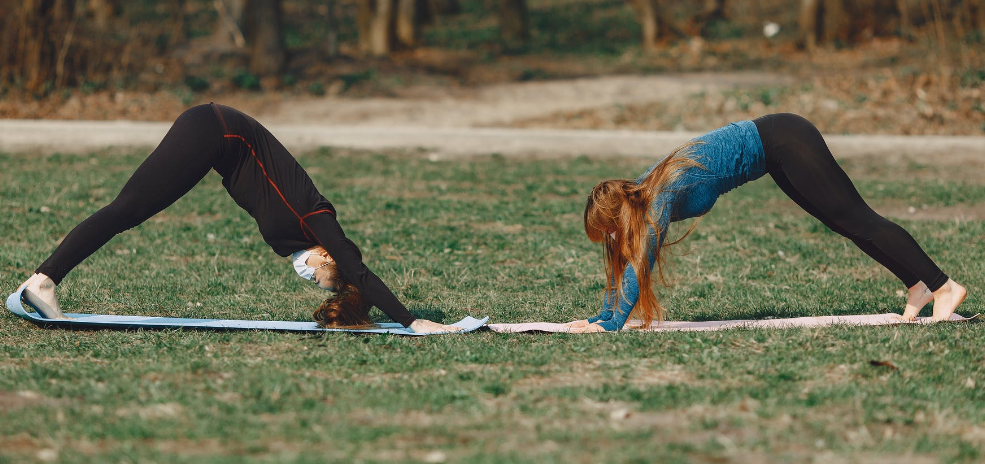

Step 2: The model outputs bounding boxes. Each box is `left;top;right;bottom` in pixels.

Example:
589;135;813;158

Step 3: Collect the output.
33;273;54;284
907;282;928;296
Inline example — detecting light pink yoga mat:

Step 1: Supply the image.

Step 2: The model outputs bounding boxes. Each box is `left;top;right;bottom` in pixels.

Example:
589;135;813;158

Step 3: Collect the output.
487;313;979;333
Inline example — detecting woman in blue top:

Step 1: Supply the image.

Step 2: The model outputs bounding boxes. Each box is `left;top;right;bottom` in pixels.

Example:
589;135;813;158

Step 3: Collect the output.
568;113;966;333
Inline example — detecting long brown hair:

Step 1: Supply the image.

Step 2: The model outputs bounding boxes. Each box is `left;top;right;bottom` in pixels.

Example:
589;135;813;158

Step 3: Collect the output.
311;267;375;329
583;142;703;327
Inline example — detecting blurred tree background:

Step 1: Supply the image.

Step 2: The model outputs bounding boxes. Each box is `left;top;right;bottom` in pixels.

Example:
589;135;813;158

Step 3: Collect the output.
1;0;983;117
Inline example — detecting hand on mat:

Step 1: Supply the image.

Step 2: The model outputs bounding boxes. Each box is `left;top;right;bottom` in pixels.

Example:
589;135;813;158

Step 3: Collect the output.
568;322;606;333
409;319;463;334
563;319;591;328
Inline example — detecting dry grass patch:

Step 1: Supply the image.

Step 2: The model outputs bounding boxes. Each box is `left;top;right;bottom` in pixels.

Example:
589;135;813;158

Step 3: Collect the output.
0;390;65;410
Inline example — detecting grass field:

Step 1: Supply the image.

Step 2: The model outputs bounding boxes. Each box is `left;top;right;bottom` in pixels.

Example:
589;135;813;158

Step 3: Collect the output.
1;148;983;463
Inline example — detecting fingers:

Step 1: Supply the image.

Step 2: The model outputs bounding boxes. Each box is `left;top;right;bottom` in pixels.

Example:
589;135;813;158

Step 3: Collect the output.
569;323;606;333
563;319;590;328
410;319;464;334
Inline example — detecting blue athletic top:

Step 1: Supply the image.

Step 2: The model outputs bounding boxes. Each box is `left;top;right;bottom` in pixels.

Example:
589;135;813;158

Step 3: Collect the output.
587;120;767;331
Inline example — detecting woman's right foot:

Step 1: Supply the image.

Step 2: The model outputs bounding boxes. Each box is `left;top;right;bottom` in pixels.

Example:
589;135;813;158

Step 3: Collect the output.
900;282;934;321
20;273;69;319
930;279;967;322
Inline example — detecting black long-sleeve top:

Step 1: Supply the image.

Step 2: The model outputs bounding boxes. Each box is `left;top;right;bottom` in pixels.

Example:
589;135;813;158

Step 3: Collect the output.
210;103;416;327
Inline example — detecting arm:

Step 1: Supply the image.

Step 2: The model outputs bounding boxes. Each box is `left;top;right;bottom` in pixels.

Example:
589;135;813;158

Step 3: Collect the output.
592;213;667;332
586;278;616;323
304;213;416;327
594;263;642;331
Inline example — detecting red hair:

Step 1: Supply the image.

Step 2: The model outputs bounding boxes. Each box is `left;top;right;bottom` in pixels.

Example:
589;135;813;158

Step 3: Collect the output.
584;142;702;327
311;265;375;329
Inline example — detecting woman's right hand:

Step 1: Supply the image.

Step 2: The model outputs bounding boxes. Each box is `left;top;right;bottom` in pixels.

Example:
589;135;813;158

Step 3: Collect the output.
562;319;591;328
409;319;463;334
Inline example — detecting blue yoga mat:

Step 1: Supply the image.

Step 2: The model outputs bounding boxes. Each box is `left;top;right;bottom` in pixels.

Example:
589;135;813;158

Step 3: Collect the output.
5;289;487;335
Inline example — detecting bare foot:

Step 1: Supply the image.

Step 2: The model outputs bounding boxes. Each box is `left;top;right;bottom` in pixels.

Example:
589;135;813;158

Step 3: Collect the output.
900;282;934;321
20;273;69;319
930;279;967;322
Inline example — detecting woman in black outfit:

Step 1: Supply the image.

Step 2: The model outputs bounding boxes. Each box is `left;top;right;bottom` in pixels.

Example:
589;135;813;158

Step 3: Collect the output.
17;103;460;333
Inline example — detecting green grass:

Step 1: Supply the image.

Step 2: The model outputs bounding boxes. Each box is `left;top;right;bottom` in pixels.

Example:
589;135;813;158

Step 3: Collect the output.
2;149;983;463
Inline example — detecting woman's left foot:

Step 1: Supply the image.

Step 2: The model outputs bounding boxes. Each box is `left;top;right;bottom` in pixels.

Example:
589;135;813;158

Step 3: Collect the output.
20;273;69;320
900;282;934;321
931;279;967;322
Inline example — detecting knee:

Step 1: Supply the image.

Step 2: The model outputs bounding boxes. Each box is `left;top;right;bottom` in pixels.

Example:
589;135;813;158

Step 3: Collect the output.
833;211;897;242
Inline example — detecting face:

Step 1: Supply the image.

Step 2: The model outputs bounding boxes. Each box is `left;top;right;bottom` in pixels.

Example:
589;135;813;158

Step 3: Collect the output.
306;247;340;291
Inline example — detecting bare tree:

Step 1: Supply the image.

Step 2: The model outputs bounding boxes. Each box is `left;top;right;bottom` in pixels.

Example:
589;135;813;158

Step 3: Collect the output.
2;0;79;94
325;0;339;57
797;0;823;50
629;0;685;50
358;0;394;56
499;0;530;44
429;0;461;16
396;0;420;46
797;0;906;50
357;0;429;56
687;0;728;36
86;0;120;29
169;0;188;48
213;0;246;48
244;0;285;75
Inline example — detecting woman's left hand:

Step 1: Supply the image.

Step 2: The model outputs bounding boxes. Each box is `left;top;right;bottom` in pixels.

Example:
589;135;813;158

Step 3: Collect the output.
568;322;606;333
562;319;590;328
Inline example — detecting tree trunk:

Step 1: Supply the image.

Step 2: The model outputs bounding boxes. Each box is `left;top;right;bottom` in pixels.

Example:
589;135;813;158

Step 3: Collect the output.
214;0;246;48
395;0;419;47
357;0;372;53
689;0;727;36
499;0;529;43
638;0;660;49
170;0;187;47
370;0;394;55
245;0;285;75
976;0;985;29
897;0;912;38
358;0;395;56
429;0;461;16
87;0;119;29
8;0;78;94
629;0;684;48
797;0;822;50
325;0;338;57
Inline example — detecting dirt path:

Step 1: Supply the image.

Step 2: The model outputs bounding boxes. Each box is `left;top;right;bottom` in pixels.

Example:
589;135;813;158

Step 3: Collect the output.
1;72;983;166
263;72;791;127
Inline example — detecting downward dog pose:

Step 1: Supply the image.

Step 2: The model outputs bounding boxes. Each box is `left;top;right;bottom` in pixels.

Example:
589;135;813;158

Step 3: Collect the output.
568;113;966;333
17;103;460;333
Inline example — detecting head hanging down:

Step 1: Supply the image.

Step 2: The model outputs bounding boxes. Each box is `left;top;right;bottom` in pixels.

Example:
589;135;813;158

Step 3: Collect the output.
583;143;703;328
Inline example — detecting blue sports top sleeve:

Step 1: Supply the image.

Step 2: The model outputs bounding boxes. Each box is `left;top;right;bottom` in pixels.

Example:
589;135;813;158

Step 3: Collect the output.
589;120;766;331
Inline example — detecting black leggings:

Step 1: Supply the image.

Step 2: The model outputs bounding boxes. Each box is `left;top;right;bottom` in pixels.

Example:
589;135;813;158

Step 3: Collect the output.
754;113;948;291
37;106;226;284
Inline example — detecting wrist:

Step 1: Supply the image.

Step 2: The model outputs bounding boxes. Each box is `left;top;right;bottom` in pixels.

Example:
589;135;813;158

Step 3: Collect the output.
597;320;619;332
